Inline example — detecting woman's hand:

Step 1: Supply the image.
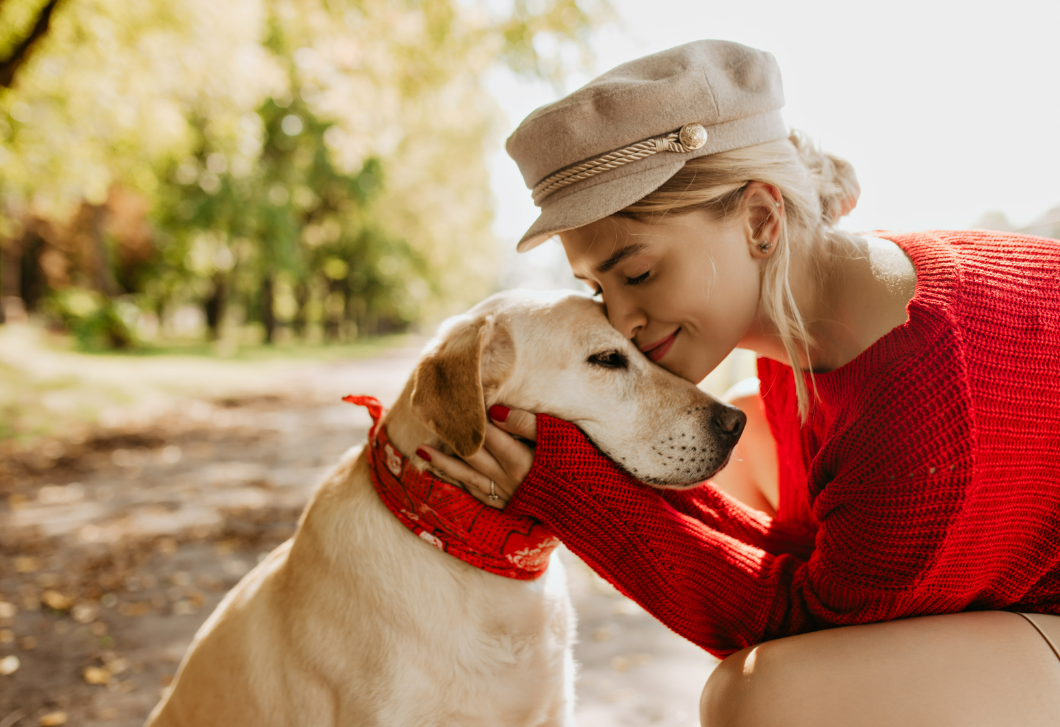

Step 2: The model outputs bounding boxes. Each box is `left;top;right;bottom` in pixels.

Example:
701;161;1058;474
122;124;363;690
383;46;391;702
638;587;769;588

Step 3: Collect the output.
416;405;537;509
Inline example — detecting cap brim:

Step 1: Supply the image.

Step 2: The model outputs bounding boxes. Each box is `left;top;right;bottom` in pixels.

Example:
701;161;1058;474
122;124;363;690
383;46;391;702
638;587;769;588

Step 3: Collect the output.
516;160;685;252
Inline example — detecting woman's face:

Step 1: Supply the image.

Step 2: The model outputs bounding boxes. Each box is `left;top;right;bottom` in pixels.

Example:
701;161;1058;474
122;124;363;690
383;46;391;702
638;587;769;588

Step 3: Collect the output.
560;209;765;383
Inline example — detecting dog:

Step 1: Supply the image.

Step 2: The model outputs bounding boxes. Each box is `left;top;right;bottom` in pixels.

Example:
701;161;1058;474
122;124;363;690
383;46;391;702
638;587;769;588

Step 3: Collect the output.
147;290;744;727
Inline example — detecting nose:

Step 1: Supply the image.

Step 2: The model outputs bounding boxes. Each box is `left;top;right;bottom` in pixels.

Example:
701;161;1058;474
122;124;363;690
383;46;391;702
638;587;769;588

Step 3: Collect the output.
711;404;746;443
604;294;647;341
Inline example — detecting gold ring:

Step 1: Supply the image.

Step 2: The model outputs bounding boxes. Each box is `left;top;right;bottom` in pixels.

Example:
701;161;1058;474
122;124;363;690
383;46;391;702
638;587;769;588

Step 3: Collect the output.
488;480;499;501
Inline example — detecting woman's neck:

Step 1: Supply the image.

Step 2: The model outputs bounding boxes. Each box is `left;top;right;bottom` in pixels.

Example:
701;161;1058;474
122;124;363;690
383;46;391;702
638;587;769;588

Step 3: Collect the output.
743;231;917;373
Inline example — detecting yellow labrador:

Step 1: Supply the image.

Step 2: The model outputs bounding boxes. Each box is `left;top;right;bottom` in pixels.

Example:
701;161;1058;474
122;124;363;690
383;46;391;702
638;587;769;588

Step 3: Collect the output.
147;290;743;727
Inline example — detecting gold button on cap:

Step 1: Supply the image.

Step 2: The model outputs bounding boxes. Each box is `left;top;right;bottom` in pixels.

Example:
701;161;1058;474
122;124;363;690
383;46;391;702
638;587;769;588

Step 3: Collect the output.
679;123;708;150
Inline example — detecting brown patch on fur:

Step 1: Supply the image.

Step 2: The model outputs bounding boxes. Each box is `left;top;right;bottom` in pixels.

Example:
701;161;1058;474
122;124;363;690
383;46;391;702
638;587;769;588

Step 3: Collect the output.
410;316;514;458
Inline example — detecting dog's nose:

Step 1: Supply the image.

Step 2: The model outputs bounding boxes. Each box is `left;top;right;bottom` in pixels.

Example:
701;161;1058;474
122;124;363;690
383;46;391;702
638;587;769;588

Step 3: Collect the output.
712;404;746;442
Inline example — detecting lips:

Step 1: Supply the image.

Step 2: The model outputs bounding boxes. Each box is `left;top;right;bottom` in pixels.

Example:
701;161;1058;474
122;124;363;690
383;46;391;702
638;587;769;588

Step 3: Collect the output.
639;327;680;363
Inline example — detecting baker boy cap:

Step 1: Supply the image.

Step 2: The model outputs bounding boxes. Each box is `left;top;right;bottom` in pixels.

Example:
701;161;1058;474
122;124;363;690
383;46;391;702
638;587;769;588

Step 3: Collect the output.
506;39;788;252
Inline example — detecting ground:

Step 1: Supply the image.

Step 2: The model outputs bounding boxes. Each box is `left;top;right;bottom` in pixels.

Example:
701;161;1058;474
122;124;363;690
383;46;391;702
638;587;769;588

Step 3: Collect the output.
0;328;743;727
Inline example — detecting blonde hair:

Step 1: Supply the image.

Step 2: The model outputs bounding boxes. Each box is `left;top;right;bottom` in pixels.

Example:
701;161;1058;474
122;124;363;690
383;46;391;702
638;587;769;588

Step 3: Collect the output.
615;130;861;420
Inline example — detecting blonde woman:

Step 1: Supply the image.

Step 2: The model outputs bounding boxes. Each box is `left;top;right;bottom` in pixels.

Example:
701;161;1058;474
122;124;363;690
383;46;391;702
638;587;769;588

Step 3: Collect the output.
419;40;1060;725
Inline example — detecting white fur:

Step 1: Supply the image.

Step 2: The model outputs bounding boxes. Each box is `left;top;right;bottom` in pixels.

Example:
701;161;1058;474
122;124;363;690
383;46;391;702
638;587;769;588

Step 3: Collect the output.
147;291;737;727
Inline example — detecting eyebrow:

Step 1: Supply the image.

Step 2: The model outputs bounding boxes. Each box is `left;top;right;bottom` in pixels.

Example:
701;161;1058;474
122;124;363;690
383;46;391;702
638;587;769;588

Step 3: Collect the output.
572;242;649;280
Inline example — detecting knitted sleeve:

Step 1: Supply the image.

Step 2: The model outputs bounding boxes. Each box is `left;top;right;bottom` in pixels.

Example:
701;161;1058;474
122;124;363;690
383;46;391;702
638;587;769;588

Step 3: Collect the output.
508;408;973;657
507;415;819;656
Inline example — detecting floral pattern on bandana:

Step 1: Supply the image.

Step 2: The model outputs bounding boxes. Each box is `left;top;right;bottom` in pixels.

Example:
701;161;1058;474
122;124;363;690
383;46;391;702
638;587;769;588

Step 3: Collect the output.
343;394;559;581
384;443;403;477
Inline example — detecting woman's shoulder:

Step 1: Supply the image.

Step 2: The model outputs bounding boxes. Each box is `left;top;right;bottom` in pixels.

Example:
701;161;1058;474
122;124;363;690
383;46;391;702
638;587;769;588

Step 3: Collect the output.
876;229;1060;284
872;229;1060;337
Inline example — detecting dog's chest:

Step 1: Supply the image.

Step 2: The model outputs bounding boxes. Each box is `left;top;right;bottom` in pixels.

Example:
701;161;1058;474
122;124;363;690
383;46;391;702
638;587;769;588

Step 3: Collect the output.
344;545;576;725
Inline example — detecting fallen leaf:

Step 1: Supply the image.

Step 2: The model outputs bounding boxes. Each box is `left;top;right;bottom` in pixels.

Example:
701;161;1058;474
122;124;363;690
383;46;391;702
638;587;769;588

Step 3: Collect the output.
118;601;152;617
172;600;197;616
13;557;40;573
0;601;17;619
41;590;73;611
39;711;69;726
612;600;644;616
592;623;619;642
71;603;99;624
83;666;111;685
7;493;29;510
214;540;239;555
0;654;20;675
104;656;129;675
170;571;192;587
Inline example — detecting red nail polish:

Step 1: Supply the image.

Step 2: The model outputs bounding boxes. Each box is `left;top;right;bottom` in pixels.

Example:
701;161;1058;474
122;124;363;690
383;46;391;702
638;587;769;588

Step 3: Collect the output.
488;405;510;422
416;448;432;462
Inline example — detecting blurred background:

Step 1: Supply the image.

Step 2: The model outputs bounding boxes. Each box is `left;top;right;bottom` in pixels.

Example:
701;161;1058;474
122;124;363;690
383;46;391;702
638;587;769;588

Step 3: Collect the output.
1;0;1058;725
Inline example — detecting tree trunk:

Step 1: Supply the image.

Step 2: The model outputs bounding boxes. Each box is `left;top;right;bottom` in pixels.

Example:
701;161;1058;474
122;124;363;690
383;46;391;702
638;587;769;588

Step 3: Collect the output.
204;273;227;340
292;282;308;339
89;204;119;298
0;0;63;89
0;236;20;324
324;279;343;343
18;233;46;312
261;273;276;345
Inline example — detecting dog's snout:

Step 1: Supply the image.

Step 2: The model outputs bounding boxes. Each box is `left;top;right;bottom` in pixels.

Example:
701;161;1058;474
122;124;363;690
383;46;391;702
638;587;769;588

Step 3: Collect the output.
712;404;746;441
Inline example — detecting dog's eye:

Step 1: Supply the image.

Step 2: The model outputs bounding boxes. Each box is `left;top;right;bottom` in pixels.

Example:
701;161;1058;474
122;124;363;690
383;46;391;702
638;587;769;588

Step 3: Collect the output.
587;350;628;369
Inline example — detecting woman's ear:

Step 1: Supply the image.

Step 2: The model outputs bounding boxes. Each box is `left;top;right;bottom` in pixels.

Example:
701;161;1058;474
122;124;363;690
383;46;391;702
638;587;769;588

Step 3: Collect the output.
409;314;514;458
743;182;783;258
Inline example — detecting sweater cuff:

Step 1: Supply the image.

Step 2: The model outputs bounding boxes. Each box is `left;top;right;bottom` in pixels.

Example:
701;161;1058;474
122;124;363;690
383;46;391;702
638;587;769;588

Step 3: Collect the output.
507;422;598;524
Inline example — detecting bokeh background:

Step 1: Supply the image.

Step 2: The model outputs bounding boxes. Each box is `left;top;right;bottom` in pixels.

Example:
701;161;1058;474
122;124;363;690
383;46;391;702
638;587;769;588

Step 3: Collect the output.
1;0;1058;725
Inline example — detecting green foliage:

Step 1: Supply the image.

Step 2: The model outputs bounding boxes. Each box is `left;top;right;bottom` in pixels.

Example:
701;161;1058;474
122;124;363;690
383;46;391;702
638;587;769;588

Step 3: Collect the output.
0;0;608;346
44;288;137;350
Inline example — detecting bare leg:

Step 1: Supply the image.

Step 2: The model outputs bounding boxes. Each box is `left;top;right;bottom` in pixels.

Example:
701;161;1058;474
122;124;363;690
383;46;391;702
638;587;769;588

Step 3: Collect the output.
701;611;1060;727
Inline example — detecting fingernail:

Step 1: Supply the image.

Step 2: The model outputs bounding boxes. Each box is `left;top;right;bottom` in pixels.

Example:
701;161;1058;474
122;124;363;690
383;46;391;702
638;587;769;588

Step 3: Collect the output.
488;405;510;422
416;448;432;462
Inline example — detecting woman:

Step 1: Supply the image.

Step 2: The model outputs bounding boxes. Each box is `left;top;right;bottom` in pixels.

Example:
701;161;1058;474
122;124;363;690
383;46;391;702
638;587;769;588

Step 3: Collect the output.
418;40;1060;725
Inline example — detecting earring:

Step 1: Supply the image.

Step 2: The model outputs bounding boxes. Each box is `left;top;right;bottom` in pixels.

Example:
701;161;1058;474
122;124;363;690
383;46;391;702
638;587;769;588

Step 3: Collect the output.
757;241;773;253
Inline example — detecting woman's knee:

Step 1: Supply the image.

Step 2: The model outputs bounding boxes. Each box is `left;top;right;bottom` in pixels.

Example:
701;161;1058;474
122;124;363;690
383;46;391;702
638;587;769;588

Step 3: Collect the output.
700;613;1060;727
700;647;761;727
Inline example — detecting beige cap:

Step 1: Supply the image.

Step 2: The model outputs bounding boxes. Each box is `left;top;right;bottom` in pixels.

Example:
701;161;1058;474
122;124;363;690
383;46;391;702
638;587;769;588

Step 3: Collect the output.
506;40;788;252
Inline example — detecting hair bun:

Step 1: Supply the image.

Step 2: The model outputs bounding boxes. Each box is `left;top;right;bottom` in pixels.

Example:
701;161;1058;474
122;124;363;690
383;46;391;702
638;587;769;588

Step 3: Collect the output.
789;131;860;225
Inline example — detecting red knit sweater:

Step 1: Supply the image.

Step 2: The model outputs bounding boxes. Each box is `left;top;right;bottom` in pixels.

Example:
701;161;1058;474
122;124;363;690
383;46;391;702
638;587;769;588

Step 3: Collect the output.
508;230;1060;658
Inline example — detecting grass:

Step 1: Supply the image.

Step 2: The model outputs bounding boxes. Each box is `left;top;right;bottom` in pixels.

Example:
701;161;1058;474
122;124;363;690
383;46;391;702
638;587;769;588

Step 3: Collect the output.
0;321;415;447
122;336;409;362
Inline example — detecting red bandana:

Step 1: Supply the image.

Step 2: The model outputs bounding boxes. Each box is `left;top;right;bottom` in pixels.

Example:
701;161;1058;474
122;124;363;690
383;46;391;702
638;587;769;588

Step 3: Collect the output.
343;395;559;580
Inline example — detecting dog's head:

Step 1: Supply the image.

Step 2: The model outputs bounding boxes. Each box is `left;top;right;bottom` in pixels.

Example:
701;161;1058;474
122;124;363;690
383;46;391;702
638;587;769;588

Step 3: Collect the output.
409;290;744;488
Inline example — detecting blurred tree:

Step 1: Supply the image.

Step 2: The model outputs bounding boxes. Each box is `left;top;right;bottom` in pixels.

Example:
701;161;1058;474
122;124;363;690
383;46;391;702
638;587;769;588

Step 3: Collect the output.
0;0;63;89
0;0;282;342
0;0;609;344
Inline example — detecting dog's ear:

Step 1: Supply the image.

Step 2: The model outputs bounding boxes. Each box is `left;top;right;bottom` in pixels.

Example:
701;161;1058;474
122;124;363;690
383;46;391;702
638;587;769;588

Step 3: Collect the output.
410;314;514;458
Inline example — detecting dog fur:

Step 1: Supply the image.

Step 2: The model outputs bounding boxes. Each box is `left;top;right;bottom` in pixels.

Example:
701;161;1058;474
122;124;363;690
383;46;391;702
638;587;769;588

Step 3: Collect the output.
147;290;741;727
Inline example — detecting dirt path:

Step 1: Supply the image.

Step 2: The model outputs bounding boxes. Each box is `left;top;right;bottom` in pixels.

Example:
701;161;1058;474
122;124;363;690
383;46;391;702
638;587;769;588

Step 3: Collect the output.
1;345;716;727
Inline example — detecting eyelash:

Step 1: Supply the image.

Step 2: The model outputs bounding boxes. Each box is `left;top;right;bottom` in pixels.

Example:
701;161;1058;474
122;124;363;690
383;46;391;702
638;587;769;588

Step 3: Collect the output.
590;271;651;298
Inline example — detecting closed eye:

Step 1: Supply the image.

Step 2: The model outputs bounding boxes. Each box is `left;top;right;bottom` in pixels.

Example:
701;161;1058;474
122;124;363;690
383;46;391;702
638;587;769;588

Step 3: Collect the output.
586;350;628;369
625;271;650;286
